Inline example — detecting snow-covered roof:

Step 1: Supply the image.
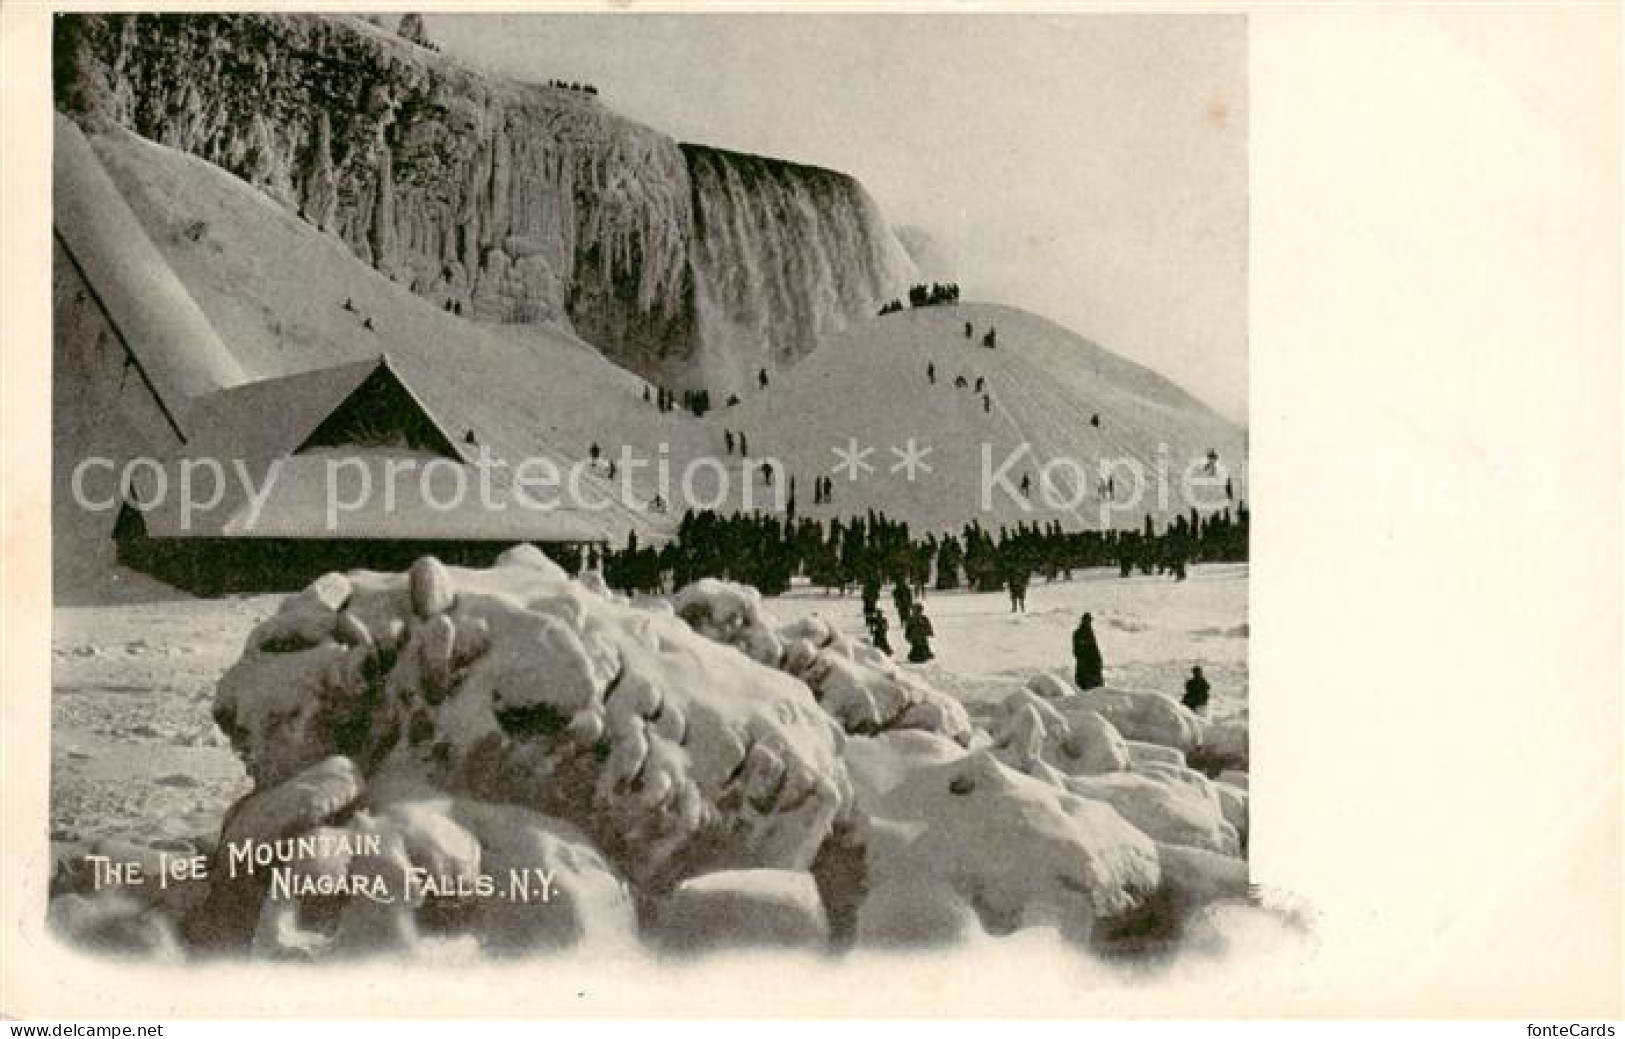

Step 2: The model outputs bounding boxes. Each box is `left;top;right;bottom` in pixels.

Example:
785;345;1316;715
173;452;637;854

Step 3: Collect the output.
128;448;616;543
182;354;474;467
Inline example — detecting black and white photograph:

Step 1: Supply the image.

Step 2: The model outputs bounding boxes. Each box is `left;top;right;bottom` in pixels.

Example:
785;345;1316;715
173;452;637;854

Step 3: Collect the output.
3;0;1620;1025
43;6;1258;964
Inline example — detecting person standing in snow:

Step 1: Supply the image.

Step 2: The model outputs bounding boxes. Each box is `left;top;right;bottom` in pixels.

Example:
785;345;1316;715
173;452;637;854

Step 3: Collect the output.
861;574;881;618
1008;568;1029;613
927;362;936;384
905;602;935;663
892;574;914;624
1073;612;1104;690
866;608;893;656
1182;666;1211;713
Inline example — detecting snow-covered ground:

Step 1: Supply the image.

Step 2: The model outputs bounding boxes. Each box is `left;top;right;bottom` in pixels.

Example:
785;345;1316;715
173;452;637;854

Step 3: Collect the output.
773;564;1247;718
49;564;1246;848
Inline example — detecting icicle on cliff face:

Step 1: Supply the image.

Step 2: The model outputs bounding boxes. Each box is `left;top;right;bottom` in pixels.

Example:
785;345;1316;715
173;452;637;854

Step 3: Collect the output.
53;12;915;392
681;145;917;393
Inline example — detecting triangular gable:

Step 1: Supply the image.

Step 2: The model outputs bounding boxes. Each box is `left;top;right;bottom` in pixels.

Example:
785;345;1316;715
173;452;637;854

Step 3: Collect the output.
182;358;381;465
181;355;473;467
296;358;469;462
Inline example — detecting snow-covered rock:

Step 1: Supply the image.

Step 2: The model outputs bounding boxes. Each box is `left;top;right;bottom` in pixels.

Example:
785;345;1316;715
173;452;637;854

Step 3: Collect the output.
1154;843;1250;908
861;750;1160;944
673;578;784;667
790;645;974;745
197;553;855;956
647;869;829;953
1025;672;1077;701
1075;687;1203;754
1065;771;1239;857
1125;740;1186;770
675;578;973;746
453;802;637;955
1191;717;1250;775
988;689;1128;777
843;729;968;806
1215;782;1248;848
855;878;984;949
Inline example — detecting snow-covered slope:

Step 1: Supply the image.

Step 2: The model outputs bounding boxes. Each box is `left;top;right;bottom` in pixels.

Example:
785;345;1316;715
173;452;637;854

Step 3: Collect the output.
719;303;1248;531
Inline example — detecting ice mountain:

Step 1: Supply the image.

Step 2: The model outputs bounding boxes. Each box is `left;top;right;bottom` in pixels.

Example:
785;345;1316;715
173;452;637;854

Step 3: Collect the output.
55;12;915;395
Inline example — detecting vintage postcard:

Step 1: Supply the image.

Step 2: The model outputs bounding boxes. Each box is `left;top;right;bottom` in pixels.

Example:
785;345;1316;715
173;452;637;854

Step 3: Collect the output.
2;2;1619;1021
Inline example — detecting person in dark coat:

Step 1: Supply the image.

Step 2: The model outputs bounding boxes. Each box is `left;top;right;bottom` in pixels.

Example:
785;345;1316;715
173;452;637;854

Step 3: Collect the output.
1182;666;1211;713
1072;612;1104;689
904;603;935;663
866;609;893;656
861;575;881;617
1008;570;1028;613
892;577;914;624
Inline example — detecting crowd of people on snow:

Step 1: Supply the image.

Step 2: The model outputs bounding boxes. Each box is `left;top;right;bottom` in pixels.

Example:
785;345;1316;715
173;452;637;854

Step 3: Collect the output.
597;502;1249;603
546;78;599;95
518;519;1238;711
645;385;716;417
878;282;962;315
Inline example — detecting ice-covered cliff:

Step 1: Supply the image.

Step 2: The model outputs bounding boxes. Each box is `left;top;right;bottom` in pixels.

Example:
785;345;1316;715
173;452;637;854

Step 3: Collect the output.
683;146;916;387
54;12;913;391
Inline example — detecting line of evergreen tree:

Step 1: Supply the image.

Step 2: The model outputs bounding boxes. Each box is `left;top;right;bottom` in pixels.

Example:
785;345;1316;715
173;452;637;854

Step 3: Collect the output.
599;501;1248;597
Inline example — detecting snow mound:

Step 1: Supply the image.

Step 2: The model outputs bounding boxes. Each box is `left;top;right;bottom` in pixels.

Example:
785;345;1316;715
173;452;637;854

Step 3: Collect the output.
1190;717;1250;775
647;869;830;953
188;550;856;956
843;729;968;806
989;688;1131;777
1074;686;1204;755
1064;772;1238;857
675;578;974;745
860;750;1160;945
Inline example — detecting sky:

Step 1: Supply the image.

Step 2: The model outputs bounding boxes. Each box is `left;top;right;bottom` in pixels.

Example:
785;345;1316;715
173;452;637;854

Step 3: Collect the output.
426;13;1248;423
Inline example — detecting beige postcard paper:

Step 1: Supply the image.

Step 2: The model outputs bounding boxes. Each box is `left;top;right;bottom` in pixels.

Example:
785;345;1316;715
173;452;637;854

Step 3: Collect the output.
2;0;1620;1019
